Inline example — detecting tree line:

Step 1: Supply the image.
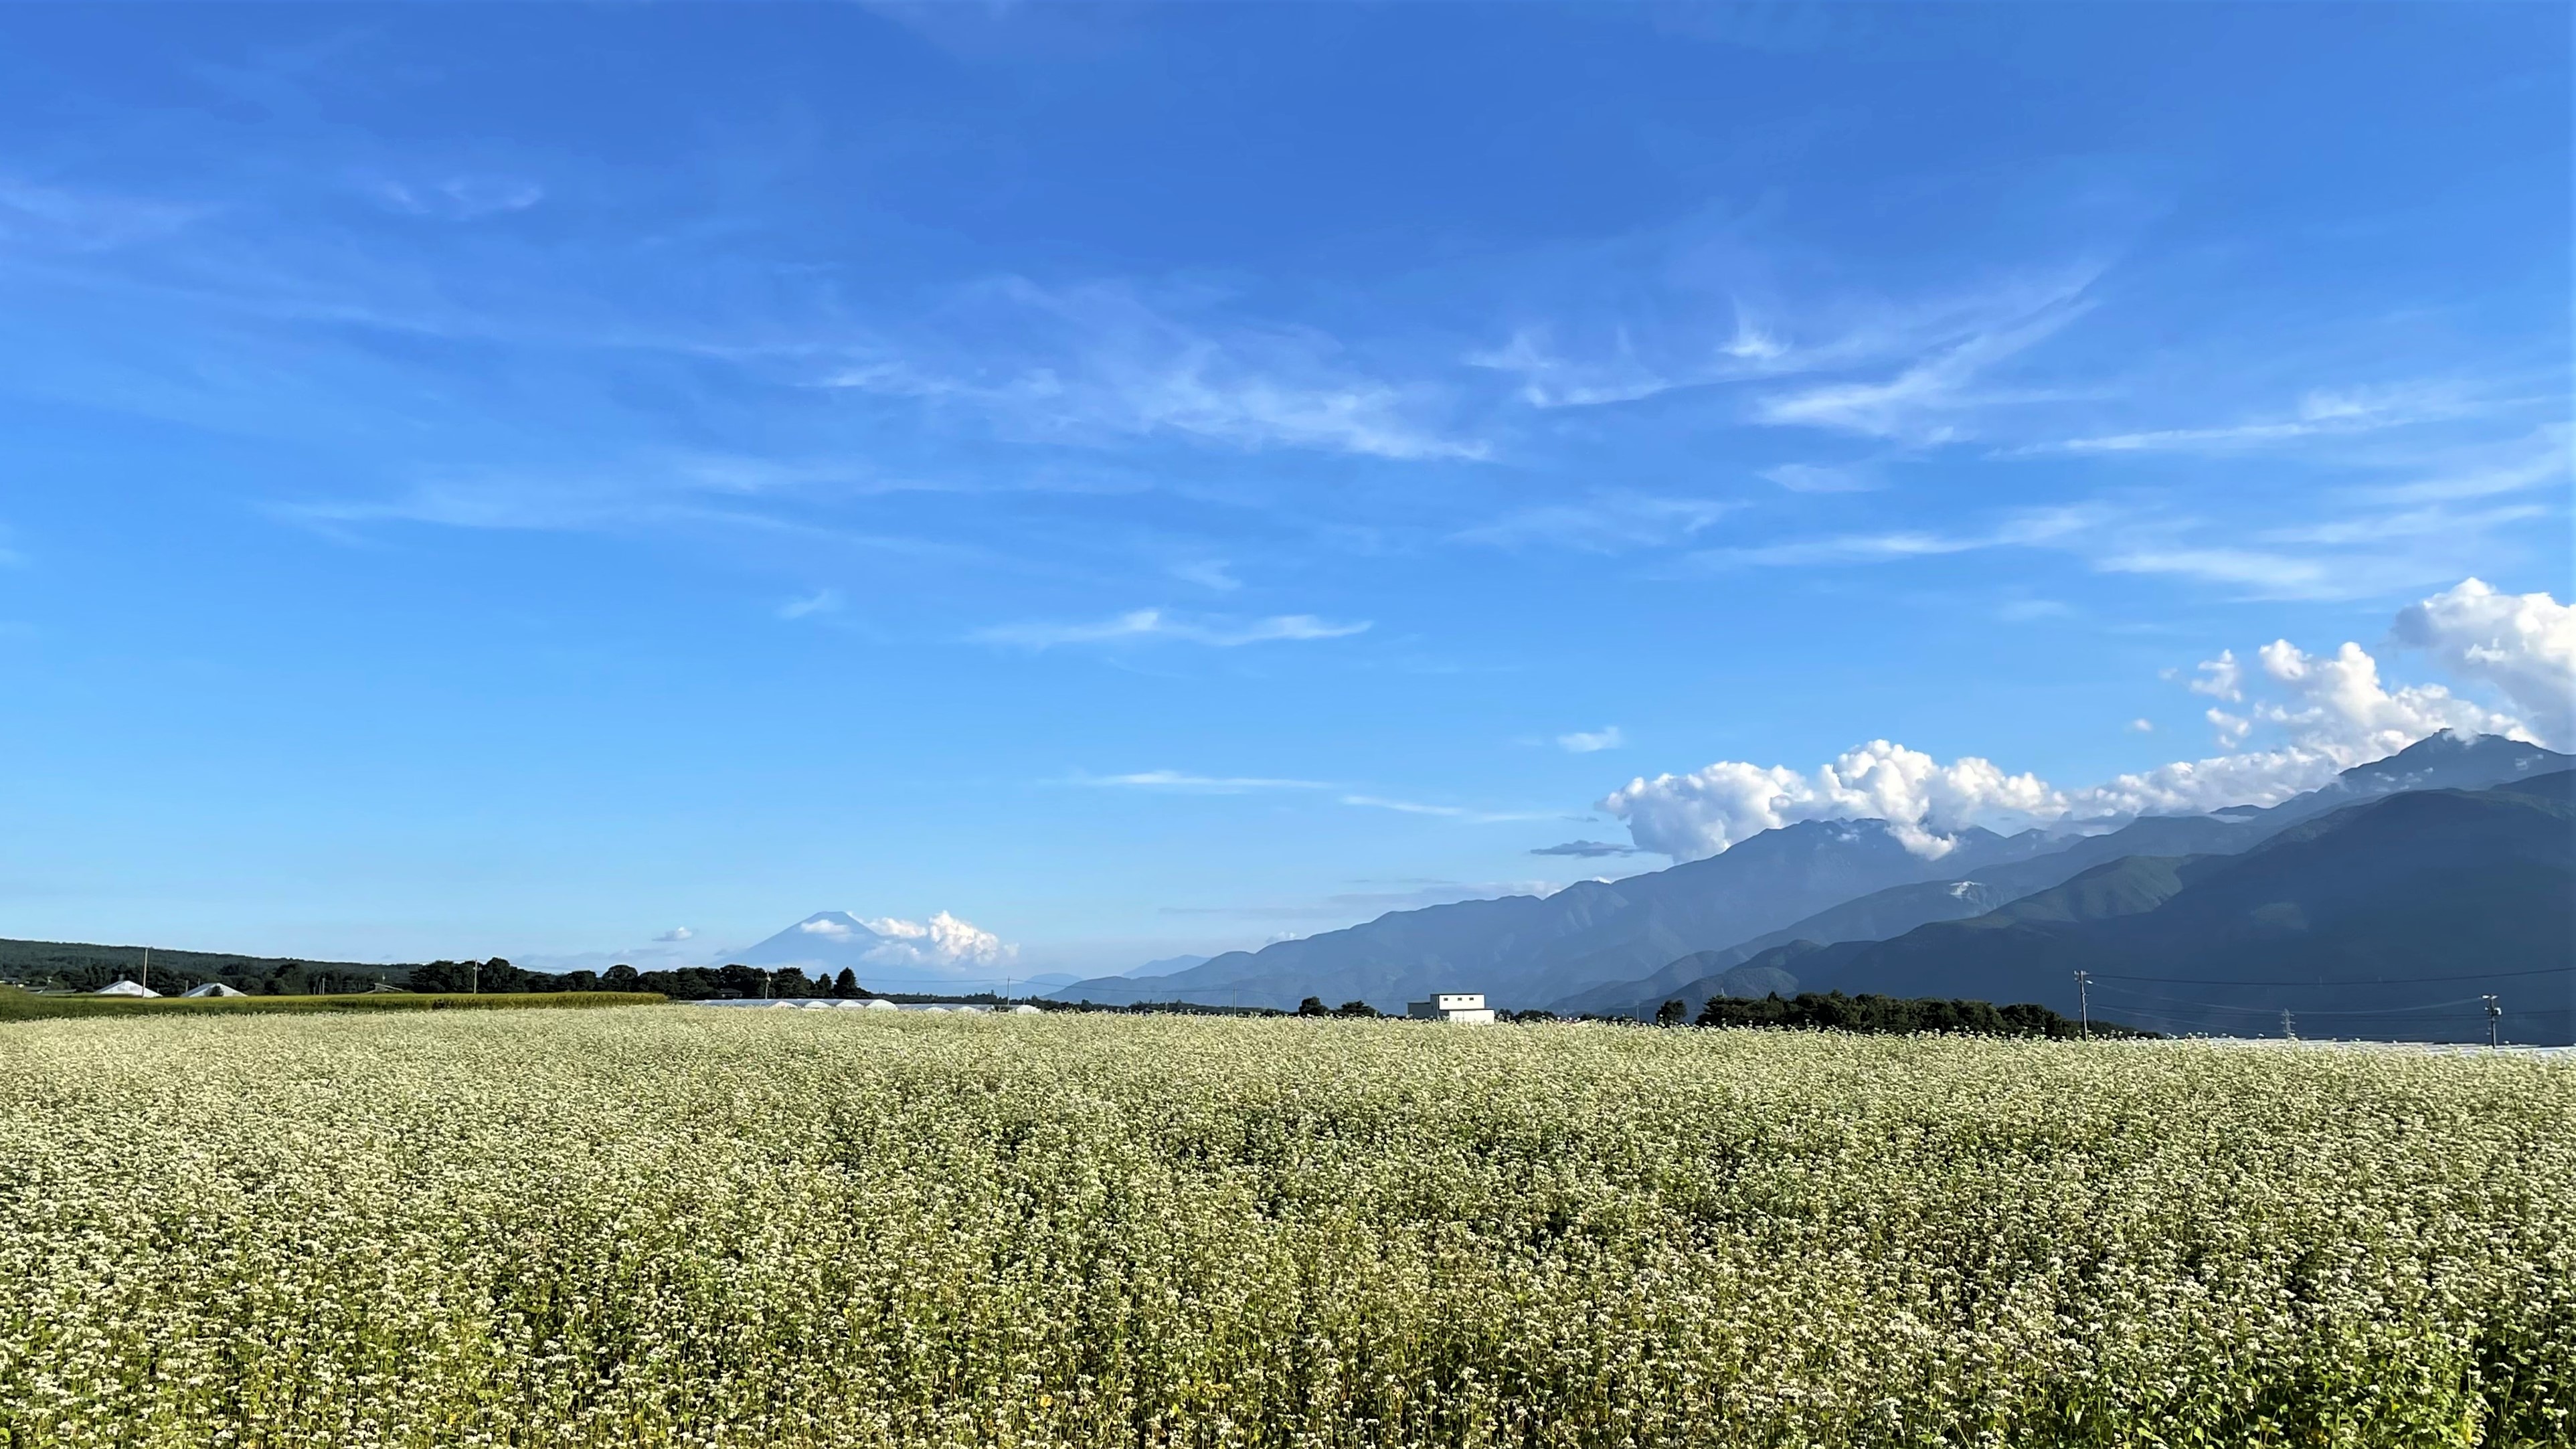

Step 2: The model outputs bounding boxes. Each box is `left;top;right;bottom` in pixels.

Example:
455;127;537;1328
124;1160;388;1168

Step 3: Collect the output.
403;960;873;1001
1677;991;2151;1038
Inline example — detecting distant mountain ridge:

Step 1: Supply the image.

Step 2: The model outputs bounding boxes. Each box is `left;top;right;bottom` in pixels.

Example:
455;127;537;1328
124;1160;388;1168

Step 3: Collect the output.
1051;819;2061;1011
734;911;912;972
1054;732;2571;1020
1606;772;2574;1043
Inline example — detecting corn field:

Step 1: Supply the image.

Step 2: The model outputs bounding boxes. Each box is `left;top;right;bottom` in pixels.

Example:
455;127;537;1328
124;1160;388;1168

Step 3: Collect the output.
2;1010;2570;1448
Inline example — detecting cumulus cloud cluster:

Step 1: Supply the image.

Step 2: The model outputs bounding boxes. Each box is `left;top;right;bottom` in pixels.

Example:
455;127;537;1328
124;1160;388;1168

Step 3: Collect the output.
858;911;1016;968
1601;742;2060;859
1602;578;2569;860
796;910;1015;969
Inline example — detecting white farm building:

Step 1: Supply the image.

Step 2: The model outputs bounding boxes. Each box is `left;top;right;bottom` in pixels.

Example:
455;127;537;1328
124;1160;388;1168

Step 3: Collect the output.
1406;993;1495;1025
90;980;160;998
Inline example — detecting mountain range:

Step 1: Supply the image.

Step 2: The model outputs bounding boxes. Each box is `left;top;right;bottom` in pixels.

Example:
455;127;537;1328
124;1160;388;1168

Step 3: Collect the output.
1053;733;2575;1043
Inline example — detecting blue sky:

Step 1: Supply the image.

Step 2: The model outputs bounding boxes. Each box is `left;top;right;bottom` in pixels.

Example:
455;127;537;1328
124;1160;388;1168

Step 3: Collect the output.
0;3;2566;979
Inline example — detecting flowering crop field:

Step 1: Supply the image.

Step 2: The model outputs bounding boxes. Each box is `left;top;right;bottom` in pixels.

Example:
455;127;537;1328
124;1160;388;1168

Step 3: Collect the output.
3;1011;2571;1448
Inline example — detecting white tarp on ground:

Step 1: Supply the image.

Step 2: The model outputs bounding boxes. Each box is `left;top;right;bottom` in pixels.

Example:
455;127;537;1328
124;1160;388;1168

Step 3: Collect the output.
181;983;246;998
92;980;159;998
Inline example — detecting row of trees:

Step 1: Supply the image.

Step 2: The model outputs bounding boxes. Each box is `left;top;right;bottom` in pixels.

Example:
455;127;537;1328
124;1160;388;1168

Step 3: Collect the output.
1672;991;2150;1038
34;958;406;998
1297;997;1387;1019
403;960;875;1001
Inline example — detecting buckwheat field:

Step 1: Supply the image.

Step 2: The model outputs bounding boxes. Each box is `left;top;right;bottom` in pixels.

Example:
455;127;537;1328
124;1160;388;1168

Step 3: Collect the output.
3;1010;2571;1448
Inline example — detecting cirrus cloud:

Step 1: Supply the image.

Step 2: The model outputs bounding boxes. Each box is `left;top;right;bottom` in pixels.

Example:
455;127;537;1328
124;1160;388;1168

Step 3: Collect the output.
974;608;1370;649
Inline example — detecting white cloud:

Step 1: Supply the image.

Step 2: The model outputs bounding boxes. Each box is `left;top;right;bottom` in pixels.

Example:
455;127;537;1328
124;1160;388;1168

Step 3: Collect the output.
825;278;1483;462
1171;560;1241;592
2353;426;2568;505
1531;839;1640;857
1696;503;2106;570
1469;267;2095;428
652;926;695;942
974;608;1370;649
1464;327;1678;408
2128;718;2154;733
1339;794;1558;824
857;911;1015;969
1701;489;2532;604
2188;651;2245;702
2078;632;2527;815
1762;462;1880;494
1080;770;1330;792
778;588;841;620
2031;381;2489;455
2389;578;2575;746
1997;598;2073;622
1602;578;2565;857
370;175;546;221
1752;287;2091;442
1557;726;1625;753
1458;492;1740;551
0;176;200;251
1602;742;2062;860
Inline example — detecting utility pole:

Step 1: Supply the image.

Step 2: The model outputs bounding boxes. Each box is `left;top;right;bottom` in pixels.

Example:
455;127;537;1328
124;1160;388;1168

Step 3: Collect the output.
2280;1009;2296;1041
470;960;479;996
141;946;151;994
2072;970;2090;1041
2484;995;2502;1049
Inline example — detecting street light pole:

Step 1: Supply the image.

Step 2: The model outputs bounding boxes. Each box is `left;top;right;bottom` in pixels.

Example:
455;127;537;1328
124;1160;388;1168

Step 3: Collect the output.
2072;970;2090;1041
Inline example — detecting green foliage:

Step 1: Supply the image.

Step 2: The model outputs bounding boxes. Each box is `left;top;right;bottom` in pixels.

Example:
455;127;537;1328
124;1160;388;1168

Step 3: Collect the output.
0;1013;2566;1446
1297;995;1327;1017
0;937;413;997
1331;999;1379;1019
1654;998;1687;1025
1693;989;2148;1037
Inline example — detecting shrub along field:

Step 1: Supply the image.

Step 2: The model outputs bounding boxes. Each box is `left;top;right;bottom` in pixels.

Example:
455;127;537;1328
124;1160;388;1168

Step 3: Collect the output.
1;1011;2569;1448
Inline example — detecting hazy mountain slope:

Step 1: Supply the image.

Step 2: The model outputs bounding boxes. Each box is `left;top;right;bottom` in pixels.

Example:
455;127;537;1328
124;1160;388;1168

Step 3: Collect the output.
1065;735;2569;1018
1546;877;2015;1017
1051;820;2054;1011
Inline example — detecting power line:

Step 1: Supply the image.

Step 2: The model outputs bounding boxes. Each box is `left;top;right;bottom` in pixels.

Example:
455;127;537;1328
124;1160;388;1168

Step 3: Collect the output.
2088;984;2507;1017
2094;964;2573;987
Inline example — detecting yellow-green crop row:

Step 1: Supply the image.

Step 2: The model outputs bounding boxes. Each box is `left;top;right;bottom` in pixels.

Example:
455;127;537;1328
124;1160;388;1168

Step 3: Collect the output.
1;1011;2569;1448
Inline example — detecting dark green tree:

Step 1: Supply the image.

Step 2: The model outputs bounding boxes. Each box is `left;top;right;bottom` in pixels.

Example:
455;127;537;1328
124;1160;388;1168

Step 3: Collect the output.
833;968;860;999
1298;996;1326;1017
1333;1000;1379;1019
1655;999;1687;1026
